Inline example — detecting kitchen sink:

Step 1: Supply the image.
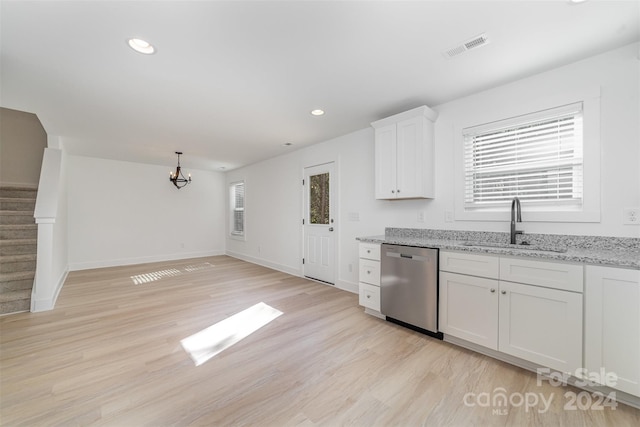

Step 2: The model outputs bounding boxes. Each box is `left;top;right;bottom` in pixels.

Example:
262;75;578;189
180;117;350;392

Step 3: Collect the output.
460;241;568;253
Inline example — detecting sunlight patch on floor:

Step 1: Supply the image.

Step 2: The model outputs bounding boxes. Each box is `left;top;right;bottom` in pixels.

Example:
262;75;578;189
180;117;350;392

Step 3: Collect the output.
180;302;283;366
130;268;181;285
183;262;215;272
130;262;215;285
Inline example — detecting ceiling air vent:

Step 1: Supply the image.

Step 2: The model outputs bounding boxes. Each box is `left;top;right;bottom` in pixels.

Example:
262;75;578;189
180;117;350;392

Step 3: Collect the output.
443;33;490;59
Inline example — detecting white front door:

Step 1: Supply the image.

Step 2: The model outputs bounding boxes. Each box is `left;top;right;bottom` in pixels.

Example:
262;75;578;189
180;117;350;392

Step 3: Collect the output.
303;162;335;284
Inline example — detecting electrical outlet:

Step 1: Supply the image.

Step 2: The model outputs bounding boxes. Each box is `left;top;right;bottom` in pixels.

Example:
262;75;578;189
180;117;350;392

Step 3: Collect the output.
445;211;454;222
348;212;360;221
623;208;640;225
417;211;425;222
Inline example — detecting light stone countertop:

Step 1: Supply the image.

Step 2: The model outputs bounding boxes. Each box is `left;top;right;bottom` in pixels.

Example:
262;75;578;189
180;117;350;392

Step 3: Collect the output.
357;229;640;270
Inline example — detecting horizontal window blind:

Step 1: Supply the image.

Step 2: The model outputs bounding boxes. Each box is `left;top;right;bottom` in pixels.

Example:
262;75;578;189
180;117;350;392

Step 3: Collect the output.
463;103;583;209
231;182;244;235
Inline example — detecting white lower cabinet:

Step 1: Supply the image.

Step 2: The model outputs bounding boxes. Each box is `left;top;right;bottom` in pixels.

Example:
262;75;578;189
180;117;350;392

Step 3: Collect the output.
440;251;584;375
585;266;640;397
358;243;381;314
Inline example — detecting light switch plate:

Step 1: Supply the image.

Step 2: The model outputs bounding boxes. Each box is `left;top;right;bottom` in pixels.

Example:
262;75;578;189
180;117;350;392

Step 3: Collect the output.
623;208;640;225
445;211;454;222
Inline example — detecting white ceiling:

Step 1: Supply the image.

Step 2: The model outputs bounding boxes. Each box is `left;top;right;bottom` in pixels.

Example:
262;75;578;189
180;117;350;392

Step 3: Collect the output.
2;0;638;171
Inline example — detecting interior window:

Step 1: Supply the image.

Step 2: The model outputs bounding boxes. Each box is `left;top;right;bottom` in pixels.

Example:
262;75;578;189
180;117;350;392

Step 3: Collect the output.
230;181;244;237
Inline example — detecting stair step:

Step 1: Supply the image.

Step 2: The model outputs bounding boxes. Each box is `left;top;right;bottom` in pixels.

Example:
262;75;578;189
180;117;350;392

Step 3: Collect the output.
0;300;30;315
0;239;37;256
0;289;31;303
0;271;35;292
0;186;38;199
0;197;36;211
0;254;37;273
0;211;35;225
0;224;37;239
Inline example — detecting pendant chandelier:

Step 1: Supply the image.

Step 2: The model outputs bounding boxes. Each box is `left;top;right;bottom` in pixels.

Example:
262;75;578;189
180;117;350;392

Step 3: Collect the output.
169;151;191;189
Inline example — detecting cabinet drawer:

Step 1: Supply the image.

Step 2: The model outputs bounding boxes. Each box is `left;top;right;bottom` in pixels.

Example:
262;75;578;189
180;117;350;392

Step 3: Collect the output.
359;260;380;286
440;251;499;279
359;243;381;261
500;257;583;292
359;283;381;311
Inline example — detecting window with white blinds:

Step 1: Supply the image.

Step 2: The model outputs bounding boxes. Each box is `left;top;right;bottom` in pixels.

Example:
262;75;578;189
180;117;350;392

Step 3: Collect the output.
230;181;244;236
463;102;583;210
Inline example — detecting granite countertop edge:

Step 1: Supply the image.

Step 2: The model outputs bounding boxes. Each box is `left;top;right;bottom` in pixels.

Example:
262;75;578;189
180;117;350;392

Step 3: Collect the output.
356;235;640;270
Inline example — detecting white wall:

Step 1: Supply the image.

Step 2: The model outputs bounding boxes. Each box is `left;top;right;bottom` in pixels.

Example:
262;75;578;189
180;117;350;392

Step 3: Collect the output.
226;43;640;292
68;155;226;270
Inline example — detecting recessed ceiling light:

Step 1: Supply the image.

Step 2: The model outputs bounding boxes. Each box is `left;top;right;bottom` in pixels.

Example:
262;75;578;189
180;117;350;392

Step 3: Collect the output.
568;0;588;3
310;109;325;116
128;38;155;54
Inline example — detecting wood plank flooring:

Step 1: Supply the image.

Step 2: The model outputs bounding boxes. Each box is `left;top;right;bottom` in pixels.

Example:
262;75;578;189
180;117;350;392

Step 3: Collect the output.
1;255;639;426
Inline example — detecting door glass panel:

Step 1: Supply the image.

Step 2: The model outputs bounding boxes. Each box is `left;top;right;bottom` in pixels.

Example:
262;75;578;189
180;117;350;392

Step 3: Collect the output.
309;172;330;225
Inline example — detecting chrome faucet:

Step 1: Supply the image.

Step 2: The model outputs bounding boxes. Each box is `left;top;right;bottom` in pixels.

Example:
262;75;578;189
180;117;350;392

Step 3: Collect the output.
510;197;523;244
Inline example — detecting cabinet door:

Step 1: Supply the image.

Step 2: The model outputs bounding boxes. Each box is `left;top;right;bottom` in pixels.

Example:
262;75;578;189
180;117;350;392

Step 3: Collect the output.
395;116;424;198
374;124;397;199
498;281;582;374
585;266;640;397
440;272;499;350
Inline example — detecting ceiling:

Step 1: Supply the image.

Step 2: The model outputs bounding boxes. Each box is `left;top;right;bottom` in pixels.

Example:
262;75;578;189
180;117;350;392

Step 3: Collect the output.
1;1;638;171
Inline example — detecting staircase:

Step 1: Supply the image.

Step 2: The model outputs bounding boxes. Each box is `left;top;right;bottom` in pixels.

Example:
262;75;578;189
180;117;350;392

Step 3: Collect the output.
0;186;37;315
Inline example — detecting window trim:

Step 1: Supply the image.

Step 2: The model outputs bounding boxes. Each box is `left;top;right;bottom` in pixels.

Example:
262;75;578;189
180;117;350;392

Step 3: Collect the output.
454;86;601;223
229;180;245;240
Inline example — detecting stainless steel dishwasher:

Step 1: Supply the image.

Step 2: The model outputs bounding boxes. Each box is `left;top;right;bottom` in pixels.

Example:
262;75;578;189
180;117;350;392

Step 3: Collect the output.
380;244;442;339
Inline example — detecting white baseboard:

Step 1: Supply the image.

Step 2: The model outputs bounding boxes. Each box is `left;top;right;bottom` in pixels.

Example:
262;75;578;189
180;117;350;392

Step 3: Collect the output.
225;251;358;295
225;250;300;276
69;250;226;271
335;279;358;294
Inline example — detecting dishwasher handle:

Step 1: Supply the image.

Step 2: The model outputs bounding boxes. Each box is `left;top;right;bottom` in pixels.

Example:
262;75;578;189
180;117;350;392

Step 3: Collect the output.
386;251;431;262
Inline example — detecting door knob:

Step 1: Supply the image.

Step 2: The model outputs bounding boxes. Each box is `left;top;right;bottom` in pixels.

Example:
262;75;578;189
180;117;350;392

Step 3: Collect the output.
490;288;496;293
329;227;334;231
501;290;507;295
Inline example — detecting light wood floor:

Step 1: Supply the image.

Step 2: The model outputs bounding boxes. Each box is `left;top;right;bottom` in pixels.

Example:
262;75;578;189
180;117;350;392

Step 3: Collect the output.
1;255;639;426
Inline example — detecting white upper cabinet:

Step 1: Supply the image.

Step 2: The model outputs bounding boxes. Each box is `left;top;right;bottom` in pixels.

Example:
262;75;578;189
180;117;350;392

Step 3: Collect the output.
372;106;437;199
